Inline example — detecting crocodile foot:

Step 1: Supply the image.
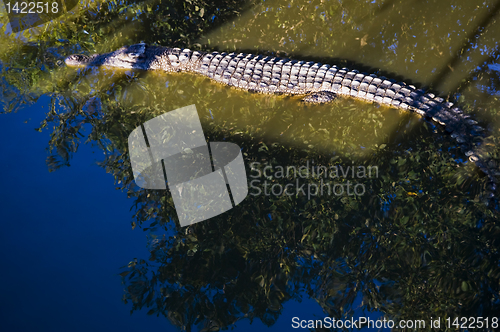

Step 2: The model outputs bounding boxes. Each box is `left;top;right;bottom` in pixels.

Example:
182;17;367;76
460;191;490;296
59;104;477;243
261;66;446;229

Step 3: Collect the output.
302;91;337;103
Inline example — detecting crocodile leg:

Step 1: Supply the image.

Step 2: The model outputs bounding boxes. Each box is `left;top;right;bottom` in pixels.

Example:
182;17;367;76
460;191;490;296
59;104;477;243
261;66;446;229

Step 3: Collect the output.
302;91;337;103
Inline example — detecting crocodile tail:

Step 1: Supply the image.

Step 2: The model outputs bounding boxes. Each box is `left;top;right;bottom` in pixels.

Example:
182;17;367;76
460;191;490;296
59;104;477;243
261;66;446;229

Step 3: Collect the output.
429;102;498;210
467;141;499;210
328;71;499;209
414;99;498;210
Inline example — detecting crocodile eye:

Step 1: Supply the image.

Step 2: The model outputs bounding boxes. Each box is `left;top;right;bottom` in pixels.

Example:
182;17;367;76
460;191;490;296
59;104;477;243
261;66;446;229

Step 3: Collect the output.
128;52;143;58
65;54;90;66
69;54;87;61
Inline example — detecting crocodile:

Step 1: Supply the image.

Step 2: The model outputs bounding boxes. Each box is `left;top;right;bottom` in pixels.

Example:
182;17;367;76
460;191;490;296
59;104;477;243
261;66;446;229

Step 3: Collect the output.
65;43;498;206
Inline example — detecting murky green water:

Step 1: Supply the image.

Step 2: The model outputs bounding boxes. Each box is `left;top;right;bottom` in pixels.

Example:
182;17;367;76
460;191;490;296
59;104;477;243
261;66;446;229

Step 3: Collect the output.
2;0;500;330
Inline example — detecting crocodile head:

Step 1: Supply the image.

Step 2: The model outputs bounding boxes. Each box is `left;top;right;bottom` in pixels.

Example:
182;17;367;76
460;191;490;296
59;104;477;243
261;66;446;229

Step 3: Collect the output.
65;43;152;70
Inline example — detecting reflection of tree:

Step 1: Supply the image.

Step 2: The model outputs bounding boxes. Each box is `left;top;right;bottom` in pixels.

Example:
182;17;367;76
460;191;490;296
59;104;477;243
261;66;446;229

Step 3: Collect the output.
431;0;500;91
118;147;500;330
29;67;500;328
118;138;500;329
1;0;500;330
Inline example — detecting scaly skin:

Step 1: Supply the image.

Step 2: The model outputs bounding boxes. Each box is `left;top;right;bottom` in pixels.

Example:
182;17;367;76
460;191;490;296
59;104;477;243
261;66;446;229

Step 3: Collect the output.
66;43;498;206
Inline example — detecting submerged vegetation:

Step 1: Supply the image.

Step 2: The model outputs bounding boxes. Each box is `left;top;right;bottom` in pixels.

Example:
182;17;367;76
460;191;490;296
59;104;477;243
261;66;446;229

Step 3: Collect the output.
2;0;500;330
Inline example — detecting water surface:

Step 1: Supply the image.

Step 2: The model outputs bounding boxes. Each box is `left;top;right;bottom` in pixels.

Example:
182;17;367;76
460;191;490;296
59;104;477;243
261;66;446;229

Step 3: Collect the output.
1;0;500;330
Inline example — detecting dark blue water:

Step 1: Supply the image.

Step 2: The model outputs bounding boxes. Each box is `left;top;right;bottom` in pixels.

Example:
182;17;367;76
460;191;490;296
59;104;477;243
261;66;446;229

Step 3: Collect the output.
0;96;170;330
0;96;386;331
